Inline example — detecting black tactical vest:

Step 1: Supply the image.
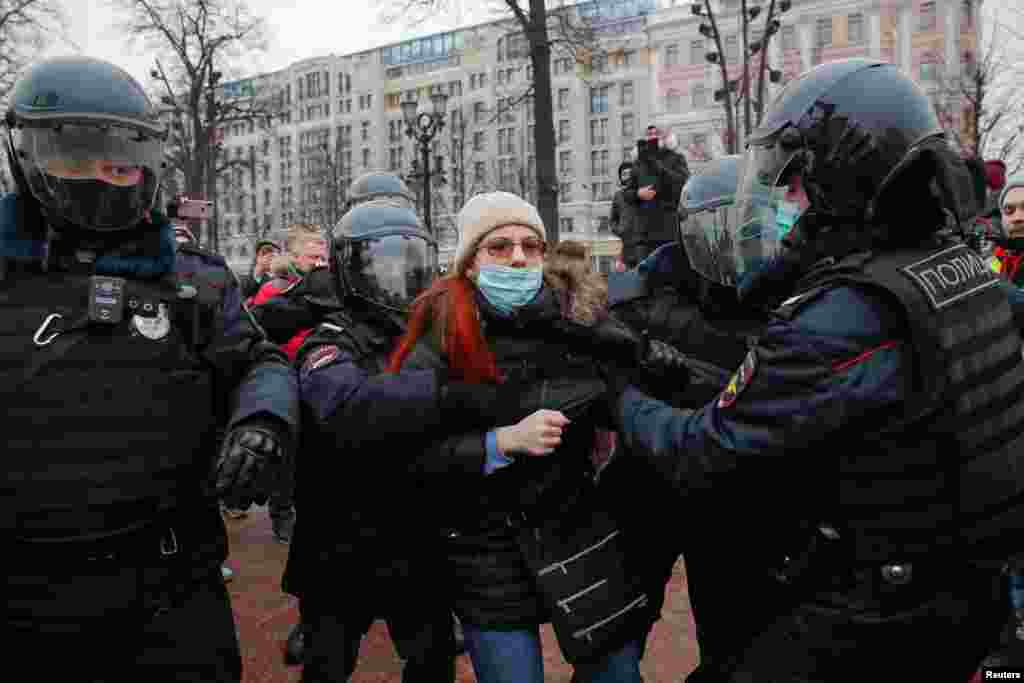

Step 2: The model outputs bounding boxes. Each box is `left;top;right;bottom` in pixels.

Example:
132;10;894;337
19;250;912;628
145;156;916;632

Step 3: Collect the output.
1;266;218;541
785;241;1024;564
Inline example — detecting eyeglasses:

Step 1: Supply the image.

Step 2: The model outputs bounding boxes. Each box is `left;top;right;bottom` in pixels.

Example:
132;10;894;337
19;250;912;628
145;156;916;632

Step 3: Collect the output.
478;237;547;259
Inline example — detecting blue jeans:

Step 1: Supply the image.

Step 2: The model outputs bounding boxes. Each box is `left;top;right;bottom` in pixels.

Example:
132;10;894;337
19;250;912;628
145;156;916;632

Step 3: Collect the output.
462;623;643;683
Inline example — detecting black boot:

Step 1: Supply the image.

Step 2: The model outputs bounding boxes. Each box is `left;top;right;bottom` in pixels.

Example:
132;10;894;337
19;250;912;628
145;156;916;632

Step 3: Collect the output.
285;621;305;666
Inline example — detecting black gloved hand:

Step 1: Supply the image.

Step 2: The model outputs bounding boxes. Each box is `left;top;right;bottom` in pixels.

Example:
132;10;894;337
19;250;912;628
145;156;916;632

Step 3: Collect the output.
213;419;289;503
641;339;691;380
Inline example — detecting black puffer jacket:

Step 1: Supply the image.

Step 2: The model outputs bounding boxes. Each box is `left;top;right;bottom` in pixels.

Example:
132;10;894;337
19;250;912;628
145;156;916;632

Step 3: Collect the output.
404;286;651;664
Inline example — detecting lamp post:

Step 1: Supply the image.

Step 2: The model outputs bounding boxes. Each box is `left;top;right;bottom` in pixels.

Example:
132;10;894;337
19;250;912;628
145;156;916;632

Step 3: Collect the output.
401;89;448;239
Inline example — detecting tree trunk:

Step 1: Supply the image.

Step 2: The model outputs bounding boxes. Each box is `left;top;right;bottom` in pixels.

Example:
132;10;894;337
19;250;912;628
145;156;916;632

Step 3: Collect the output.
527;0;559;244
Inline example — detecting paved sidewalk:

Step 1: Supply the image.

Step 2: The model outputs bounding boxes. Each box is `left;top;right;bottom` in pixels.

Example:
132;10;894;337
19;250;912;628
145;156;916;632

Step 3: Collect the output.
224;505;700;682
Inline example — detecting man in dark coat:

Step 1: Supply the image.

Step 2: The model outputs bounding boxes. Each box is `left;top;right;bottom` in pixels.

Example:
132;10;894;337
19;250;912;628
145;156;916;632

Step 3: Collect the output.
625;125;689;263
611;161;642;268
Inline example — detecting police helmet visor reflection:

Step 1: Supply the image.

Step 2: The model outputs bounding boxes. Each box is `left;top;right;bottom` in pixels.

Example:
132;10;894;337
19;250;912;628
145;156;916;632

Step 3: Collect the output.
14;122;164;230
708;133;807;286
344;233;437;312
679;204;736;286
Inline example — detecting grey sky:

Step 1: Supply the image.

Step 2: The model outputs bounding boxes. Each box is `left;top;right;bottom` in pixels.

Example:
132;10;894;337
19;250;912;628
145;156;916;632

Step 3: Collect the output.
41;0;498;86
38;0;1024;87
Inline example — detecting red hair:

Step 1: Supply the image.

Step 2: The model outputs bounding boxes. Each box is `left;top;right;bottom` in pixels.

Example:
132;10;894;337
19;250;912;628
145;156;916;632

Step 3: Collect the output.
387;275;502;384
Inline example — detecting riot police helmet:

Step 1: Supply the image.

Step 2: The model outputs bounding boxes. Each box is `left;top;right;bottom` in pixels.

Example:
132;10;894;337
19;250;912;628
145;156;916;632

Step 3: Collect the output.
345;171;416;211
678;155;741;287
698;59;962;292
331;199;437;313
4;56;168;232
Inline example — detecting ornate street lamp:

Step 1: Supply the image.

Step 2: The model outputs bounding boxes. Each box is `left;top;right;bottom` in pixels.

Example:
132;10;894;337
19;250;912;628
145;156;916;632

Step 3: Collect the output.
402;88;448;238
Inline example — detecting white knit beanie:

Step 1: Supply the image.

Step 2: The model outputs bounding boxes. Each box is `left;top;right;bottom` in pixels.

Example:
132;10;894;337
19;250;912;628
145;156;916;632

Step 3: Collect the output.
453;191;546;274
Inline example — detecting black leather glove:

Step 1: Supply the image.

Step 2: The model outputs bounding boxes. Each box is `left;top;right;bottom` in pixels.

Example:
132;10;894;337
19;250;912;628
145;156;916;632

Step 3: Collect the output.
641;338;691;379
213;418;289;503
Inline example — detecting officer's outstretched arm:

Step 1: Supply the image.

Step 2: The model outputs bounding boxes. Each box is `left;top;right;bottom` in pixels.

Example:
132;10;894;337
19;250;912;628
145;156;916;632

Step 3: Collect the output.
206;273;300;439
613;288;908;496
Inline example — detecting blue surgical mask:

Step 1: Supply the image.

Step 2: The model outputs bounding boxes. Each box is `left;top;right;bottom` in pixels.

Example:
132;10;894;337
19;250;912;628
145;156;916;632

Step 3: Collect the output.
476;264;543;315
775;201;802;237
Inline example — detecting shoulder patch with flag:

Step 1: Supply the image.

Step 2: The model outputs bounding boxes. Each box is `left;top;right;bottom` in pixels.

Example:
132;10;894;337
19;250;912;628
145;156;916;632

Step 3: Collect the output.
718;349;757;409
302;345;341;373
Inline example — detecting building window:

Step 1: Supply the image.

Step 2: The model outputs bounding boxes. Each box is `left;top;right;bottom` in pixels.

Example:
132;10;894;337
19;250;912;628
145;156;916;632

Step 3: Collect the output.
473;130;486;152
589;85;609;114
665;44;679;67
474;161;486;184
590;150;609;177
692;84;707;109
558;88;570;111
596;216;610;233
919;1;937;31
690;39;705;65
498;128;515;155
553;57;573;75
848;13;865;44
590;118;608;146
559;182;572;202
620;81;634;107
622;146;633;163
560;217;574;234
474;101;487;124
361;148;370;167
558;119;571;144
559;150;572;175
496;97;515;122
622;113;634;138
815;18;833;48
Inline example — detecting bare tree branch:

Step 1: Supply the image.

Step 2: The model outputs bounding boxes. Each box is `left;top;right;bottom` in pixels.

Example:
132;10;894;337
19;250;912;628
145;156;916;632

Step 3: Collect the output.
115;0;276;251
0;0;68;102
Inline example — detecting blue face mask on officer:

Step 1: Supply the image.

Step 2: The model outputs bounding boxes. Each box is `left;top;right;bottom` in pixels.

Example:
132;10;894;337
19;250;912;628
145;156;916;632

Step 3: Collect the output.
476;264;543;315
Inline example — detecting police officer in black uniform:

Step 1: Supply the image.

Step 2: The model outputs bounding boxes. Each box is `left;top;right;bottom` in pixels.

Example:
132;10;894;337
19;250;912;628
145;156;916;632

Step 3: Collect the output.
2;56;299;682
344;170;418;211
610;58;1021;681
285;199;462;682
606;156;778;681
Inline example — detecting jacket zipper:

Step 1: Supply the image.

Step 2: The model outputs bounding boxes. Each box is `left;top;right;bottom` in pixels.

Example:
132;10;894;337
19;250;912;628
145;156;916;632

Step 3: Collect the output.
537;530;620;576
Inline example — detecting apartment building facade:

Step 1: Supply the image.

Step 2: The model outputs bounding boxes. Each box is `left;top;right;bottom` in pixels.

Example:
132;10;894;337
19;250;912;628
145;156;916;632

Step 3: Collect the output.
204;0;981;274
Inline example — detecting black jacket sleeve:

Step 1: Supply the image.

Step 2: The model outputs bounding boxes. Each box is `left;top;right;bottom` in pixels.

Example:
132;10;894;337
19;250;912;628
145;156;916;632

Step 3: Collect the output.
192;256;300;440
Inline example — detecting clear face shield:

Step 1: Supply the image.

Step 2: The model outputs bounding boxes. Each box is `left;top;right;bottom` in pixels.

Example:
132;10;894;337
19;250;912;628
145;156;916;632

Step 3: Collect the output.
12;121;165;231
342;232;438;312
685;130;809;288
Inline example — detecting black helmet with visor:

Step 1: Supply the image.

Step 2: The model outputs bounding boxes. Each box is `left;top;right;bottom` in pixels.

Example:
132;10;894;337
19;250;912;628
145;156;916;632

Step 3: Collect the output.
5;56;168;232
332;200;437;314
703;59;945;291
678;155;741;286
345;171;416;212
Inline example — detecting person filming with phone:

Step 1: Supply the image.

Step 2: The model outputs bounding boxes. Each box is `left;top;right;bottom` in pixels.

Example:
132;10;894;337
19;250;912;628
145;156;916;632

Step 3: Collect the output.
625;125;690;265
